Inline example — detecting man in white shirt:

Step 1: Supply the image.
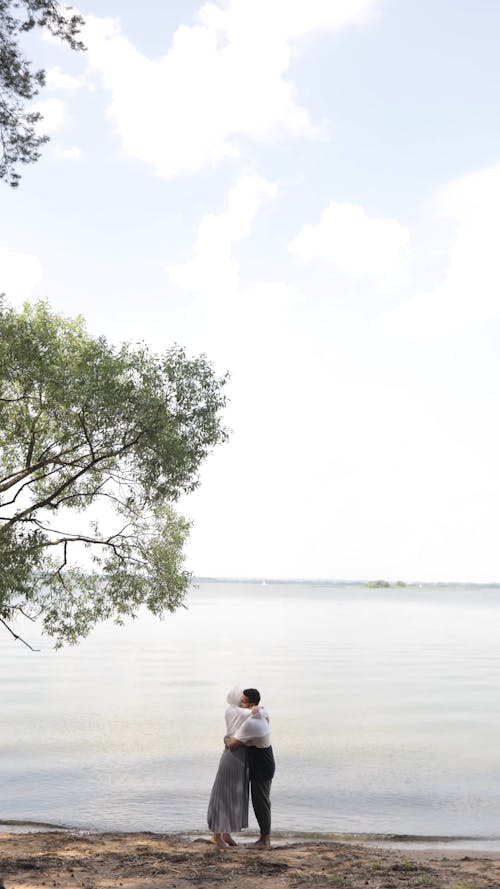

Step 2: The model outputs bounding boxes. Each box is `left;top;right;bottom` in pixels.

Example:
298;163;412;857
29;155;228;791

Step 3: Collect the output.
225;687;275;849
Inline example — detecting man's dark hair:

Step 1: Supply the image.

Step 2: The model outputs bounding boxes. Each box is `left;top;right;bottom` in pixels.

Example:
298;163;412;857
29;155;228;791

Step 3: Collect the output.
243;687;261;705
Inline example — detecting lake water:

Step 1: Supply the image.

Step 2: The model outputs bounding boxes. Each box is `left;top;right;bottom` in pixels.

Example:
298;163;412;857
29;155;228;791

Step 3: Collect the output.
1;581;500;843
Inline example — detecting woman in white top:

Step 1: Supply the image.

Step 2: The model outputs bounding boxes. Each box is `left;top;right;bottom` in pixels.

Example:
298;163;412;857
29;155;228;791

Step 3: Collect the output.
207;686;264;848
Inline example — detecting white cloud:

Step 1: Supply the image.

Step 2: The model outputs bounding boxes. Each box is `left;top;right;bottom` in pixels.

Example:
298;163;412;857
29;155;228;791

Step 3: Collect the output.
45;65;83;91
32;98;66;132
167;174;276;295
0;245;43;304
53;145;83;160
289;201;412;286
199;0;381;43
164;172;302;381
82;0;381;178
379;164;500;336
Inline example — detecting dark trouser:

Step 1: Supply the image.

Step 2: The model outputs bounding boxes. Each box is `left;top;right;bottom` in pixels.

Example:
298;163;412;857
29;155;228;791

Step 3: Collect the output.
248;745;275;835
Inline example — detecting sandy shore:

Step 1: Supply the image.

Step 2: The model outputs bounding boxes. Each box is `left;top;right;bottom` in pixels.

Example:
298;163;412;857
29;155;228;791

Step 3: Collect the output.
1;830;500;889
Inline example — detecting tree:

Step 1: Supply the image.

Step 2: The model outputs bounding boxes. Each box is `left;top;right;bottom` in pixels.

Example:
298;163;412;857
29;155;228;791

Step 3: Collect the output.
0;1;85;187
0;299;228;646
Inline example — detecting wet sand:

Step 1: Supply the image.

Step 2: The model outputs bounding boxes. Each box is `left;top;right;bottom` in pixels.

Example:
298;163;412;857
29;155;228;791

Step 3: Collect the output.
1;830;500;889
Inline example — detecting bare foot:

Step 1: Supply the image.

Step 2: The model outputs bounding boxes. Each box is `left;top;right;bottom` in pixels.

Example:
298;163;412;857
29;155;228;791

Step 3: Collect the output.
249;836;271;850
210;833;228;849
222;833;237;846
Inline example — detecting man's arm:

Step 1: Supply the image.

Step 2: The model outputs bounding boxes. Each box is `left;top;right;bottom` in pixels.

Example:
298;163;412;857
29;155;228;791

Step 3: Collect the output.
225;707;270;749
222;705;262;747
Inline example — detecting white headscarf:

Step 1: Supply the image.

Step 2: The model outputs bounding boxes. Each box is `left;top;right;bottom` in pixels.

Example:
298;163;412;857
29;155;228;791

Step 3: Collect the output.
224;685;254;735
226;686;243;706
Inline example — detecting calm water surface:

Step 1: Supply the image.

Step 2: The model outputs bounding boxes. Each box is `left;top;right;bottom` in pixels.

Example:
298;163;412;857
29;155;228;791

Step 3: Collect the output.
1;582;500;840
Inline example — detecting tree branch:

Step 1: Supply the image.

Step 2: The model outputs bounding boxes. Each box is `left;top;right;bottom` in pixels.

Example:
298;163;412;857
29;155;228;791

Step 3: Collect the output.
0;617;40;651
0;438;84;492
79;411;95;461
0;460;84;509
25;414;40;468
51;539;69;589
2;432;145;529
17;606;37;622
16;525;146;566
0;459;51;493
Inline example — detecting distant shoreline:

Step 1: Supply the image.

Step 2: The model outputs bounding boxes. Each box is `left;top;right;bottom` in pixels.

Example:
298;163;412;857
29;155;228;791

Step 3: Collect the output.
2;822;500;850
193;577;500;588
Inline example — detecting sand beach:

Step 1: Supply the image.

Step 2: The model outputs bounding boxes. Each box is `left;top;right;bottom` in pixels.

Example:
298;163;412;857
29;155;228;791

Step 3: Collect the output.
1;830;499;889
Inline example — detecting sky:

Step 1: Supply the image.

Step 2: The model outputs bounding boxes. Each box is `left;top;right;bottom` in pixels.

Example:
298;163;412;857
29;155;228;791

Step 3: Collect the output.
2;0;500;583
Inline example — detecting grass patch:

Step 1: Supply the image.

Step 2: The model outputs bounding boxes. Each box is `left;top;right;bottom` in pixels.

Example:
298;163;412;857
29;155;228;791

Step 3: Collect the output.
449;882;481;889
392;859;422;873
291;873;354;888
417;875;443;888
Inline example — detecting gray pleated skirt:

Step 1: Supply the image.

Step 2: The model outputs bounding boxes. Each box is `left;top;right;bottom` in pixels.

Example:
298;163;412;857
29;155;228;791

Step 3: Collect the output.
207;746;249;832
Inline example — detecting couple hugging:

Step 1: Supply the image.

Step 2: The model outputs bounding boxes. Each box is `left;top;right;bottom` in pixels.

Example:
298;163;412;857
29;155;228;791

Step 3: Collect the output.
207;686;276;850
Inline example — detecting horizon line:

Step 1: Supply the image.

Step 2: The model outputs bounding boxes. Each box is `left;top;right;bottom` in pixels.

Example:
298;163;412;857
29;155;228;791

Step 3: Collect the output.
191;576;500;587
